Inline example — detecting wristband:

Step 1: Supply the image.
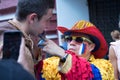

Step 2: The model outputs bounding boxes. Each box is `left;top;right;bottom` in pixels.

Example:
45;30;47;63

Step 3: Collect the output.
60;54;69;63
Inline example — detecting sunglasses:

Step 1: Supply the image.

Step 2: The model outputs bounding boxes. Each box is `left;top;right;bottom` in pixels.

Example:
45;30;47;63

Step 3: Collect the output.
65;36;93;43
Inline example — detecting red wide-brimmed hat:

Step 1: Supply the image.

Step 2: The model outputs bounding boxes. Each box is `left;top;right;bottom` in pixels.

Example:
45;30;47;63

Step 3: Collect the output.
57;20;108;58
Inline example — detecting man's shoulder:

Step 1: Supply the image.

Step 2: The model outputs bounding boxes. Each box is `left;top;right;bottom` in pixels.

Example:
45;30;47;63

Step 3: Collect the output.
0;21;17;41
0;21;10;27
0;21;16;29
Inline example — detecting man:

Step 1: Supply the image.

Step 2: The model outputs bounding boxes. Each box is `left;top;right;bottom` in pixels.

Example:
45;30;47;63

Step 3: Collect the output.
0;0;54;77
36;20;114;80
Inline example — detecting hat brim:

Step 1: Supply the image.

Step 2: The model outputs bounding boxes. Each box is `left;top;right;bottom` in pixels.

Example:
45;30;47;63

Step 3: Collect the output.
57;26;108;58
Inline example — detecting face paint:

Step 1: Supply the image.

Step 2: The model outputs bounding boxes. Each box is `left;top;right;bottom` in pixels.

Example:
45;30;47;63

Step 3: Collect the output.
78;43;86;55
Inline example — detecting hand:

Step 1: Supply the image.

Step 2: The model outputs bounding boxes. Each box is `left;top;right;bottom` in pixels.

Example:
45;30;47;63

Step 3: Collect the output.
42;40;65;58
18;38;25;62
0;45;2;53
0;44;3;59
17;37;35;76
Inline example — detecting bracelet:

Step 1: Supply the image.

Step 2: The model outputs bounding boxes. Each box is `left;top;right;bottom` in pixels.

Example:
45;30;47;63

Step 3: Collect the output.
60;54;69;63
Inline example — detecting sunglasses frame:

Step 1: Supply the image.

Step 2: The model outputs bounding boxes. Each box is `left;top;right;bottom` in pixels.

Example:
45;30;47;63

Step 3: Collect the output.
65;36;93;44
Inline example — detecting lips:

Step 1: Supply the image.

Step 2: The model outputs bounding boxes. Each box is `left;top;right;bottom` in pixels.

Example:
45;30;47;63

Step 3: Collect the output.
68;47;75;52
69;48;74;50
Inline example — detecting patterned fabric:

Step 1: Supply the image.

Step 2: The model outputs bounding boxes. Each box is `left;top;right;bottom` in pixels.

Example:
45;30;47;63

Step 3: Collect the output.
89;55;115;80
71;20;94;30
34;60;44;80
42;56;61;80
36;53;114;80
40;73;45;80
90;64;102;80
64;50;93;80
39;50;93;80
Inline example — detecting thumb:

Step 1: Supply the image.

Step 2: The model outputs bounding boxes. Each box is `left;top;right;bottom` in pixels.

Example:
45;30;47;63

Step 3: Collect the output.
18;38;25;62
0;45;3;53
0;44;3;59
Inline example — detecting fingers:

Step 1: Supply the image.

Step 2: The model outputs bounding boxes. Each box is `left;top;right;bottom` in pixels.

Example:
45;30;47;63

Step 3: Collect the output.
0;45;3;53
40;40;51;47
43;40;54;48
42;40;52;53
18;38;25;62
42;46;48;53
42;40;59;55
20;38;25;52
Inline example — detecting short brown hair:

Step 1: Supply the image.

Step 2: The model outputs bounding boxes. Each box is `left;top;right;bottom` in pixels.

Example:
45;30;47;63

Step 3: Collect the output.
111;30;120;40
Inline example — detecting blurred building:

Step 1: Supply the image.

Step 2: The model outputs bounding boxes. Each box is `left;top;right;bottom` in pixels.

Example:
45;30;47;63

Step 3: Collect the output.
0;0;120;46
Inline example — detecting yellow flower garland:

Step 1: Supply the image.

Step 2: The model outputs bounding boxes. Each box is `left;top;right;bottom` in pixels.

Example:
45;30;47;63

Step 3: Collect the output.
89;55;114;80
42;56;61;80
41;55;115;80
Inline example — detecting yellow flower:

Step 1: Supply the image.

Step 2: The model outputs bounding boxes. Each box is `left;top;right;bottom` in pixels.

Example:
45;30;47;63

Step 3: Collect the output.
42;56;61;80
89;55;115;80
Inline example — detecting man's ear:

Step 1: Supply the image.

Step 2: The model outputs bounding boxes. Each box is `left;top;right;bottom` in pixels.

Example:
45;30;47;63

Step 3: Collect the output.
89;43;95;52
27;13;38;24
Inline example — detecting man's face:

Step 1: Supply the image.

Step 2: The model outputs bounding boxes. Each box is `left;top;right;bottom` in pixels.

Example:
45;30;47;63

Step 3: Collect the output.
29;9;53;36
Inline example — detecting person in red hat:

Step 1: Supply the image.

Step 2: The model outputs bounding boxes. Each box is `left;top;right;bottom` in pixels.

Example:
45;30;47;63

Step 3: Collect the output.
58;20;107;59
57;20;114;80
35;20;114;80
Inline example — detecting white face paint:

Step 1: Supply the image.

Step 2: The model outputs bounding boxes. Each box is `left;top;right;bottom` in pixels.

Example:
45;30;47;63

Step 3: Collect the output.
78;43;86;55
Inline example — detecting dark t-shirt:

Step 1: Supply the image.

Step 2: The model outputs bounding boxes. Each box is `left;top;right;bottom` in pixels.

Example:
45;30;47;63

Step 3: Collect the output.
0;59;35;80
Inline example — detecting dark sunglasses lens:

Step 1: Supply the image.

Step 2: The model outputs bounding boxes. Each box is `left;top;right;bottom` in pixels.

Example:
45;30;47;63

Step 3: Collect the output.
65;37;72;42
76;37;83;43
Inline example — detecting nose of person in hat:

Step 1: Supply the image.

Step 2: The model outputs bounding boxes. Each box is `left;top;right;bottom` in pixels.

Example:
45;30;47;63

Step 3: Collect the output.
67;38;82;55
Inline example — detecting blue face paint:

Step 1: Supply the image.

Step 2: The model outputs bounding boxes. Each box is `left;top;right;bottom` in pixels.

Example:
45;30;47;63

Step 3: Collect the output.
79;43;86;55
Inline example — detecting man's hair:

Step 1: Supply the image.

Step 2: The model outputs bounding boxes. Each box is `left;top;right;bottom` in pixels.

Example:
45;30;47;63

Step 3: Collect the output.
15;0;54;21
